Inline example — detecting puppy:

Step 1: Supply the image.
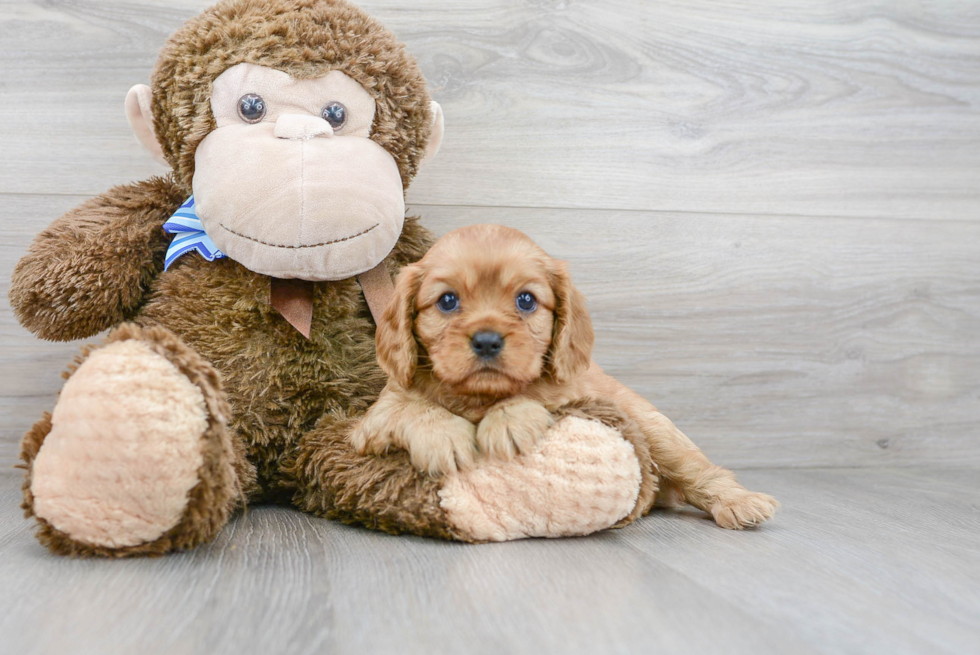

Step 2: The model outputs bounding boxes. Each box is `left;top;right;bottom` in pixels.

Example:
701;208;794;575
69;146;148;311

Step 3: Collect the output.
352;224;777;529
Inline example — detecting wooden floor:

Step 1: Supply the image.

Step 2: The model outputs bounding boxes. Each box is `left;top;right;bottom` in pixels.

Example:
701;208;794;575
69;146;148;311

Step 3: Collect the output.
1;1;978;654
0;467;978;655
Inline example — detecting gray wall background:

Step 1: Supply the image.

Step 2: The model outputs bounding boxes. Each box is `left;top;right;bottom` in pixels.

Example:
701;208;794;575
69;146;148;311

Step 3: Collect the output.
1;0;978;469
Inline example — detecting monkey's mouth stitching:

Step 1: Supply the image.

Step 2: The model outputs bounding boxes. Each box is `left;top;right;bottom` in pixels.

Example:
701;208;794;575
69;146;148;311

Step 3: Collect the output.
218;222;380;249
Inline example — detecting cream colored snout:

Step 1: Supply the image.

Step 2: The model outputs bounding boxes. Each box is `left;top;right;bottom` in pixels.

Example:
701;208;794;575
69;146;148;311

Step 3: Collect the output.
273;114;334;140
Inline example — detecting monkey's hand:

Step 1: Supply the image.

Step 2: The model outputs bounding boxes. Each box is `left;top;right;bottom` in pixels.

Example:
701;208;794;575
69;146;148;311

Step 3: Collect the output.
10;176;182;341
476;398;555;461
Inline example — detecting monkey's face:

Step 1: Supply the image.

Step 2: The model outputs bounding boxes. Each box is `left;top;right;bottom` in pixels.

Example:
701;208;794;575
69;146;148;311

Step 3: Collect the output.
191;63;406;281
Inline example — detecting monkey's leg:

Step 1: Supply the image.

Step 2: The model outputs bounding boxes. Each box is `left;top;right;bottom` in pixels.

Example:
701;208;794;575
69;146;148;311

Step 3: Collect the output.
285;400;656;541
20;324;254;556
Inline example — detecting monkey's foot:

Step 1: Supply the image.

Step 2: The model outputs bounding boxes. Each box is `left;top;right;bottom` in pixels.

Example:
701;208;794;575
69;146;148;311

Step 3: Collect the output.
439;415;644;541
21;325;243;556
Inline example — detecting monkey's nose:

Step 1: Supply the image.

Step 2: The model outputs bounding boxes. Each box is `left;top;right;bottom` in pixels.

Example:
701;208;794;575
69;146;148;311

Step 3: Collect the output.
471;331;504;360
274;114;334;140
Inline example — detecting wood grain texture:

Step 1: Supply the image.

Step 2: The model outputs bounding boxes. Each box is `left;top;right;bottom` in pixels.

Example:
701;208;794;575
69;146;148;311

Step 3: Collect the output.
416;205;980;468
0;467;977;655
0;0;977;218
623;467;980;655
3;196;979;469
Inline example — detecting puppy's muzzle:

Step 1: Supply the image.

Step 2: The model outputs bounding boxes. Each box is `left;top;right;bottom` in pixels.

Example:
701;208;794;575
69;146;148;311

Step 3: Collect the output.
471;331;504;360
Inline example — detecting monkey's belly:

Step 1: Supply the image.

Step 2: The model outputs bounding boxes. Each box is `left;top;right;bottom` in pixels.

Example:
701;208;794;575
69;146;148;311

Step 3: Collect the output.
137;256;386;487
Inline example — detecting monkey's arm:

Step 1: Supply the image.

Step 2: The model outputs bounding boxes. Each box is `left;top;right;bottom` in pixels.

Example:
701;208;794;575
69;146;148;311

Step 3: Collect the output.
9;176;185;341
289;399;657;542
290;410;465;540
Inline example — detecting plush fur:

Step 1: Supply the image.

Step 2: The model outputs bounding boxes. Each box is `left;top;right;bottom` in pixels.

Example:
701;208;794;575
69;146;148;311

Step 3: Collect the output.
551;400;659;528
9;177;183;341
284;410;462;540
136;211;431;500
438;413;644;542
20;324;247;557
31;339;209;547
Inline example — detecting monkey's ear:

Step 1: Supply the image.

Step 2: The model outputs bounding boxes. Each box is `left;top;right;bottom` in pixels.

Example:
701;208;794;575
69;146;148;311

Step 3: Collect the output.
546;259;595;383
125;84;168;167
421;101;444;165
376;263;424;388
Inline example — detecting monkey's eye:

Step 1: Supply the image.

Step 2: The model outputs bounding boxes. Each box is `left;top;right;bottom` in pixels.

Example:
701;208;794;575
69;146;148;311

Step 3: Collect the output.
437;292;459;313
237;94;267;123
516;292;537;313
321;101;347;129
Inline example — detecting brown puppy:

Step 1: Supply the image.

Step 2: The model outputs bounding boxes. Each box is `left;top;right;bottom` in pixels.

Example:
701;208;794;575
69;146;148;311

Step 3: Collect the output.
351;224;778;529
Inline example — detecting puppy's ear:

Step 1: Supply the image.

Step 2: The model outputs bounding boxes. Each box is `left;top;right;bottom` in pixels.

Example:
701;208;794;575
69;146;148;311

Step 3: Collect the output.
546;259;594;383
376;263;423;388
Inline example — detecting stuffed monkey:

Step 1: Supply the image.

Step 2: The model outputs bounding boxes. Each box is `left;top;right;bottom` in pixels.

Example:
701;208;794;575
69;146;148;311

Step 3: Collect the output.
10;0;760;557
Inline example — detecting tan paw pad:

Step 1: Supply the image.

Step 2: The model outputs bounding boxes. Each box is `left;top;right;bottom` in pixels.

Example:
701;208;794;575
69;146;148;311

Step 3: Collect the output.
31;340;209;548
439;416;641;541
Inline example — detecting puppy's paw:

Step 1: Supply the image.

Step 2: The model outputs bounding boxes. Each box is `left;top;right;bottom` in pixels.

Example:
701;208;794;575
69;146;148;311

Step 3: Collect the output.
710;491;779;529
350;409;394;456
476;399;554;461
408;414;478;476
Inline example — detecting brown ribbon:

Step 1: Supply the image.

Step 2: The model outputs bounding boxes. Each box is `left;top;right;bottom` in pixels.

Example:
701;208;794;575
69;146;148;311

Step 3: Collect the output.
270;261;394;339
270;277;315;338
356;260;396;327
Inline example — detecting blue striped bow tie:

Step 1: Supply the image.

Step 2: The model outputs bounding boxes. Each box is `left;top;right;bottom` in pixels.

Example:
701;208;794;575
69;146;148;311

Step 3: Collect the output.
162;196;225;270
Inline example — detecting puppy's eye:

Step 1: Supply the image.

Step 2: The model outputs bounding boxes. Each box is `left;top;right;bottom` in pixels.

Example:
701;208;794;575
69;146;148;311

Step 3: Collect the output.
437;292;459;313
238;93;267;123
516;291;537;312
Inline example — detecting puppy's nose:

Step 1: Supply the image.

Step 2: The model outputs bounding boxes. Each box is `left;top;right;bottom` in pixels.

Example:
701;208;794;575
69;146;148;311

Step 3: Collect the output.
471;331;504;360
274;114;334;140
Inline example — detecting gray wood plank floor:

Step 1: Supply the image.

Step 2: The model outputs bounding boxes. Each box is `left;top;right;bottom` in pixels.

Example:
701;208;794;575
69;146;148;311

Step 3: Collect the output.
0;467;977;655
1;2;978;654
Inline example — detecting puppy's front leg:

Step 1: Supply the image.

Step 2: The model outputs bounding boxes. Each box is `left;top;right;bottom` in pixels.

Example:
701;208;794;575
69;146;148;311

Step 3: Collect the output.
351;384;478;475
350;385;404;456
398;401;478;475
476;398;554;460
